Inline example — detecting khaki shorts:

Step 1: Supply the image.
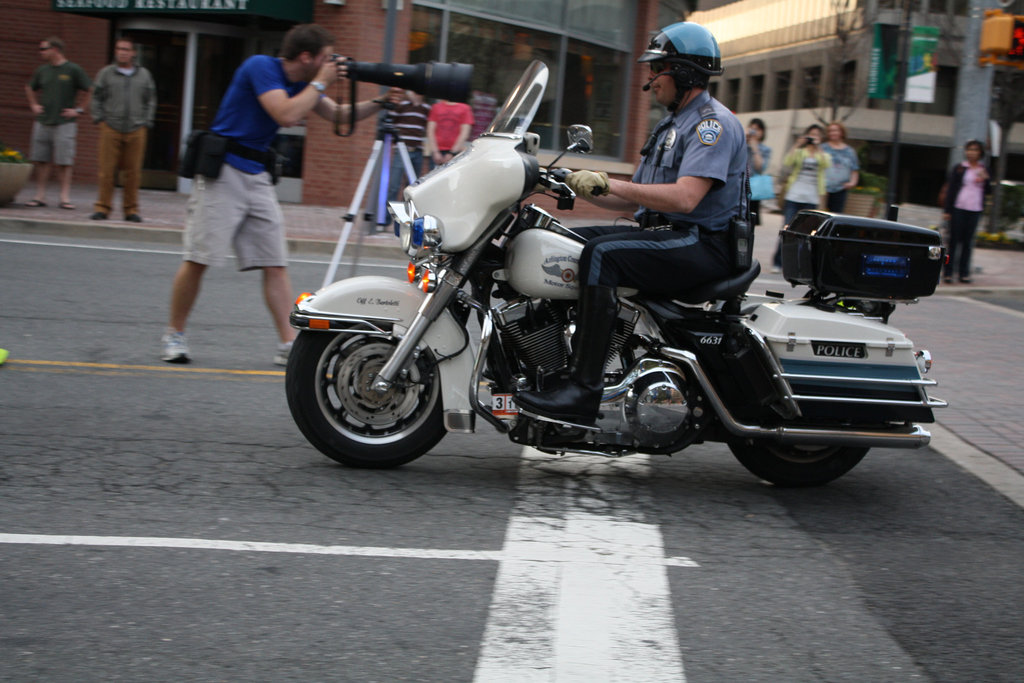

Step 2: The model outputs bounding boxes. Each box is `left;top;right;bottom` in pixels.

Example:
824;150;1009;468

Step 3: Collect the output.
183;164;287;270
30;121;77;166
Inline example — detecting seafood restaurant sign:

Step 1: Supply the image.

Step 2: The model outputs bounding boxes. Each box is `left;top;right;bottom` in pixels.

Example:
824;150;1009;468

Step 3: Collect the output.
51;0;312;23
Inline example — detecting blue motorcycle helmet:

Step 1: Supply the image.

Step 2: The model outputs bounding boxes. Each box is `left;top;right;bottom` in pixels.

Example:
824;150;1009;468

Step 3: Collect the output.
638;22;724;95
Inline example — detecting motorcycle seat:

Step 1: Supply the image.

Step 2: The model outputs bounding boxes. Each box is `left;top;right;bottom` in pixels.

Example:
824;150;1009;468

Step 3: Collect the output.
675;259;761;304
634;260;761;315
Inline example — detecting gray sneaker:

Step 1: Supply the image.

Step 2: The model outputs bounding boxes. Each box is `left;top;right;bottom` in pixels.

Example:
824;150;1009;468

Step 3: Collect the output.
274;340;293;367
161;330;191;363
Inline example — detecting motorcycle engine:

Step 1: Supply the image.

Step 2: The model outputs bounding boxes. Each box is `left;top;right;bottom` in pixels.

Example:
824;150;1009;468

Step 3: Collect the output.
602;359;699;450
493;297;569;376
495;296;702;452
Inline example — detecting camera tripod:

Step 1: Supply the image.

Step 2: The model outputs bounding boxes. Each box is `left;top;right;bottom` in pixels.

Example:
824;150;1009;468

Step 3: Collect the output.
323;110;419;287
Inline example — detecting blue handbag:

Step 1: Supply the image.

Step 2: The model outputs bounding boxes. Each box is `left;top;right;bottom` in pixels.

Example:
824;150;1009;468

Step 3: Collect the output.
749;173;775;201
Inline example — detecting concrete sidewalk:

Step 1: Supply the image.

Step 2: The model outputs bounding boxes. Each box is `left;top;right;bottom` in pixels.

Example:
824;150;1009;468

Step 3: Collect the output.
3;183;1022;290
3;183;1024;491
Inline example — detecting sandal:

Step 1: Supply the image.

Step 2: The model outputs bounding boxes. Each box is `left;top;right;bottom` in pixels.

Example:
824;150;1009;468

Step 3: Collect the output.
24;199;47;207
59;202;75;210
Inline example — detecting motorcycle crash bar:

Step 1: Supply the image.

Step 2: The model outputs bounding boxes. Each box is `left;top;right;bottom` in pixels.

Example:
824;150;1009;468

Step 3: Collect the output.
659;347;933;449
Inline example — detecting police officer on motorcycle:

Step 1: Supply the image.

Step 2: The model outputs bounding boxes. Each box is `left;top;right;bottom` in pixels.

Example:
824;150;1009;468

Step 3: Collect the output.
515;21;748;425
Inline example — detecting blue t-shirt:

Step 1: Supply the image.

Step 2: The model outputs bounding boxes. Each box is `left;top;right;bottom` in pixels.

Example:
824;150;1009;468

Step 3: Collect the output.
824;143;860;193
211;55;308;173
631;91;746;232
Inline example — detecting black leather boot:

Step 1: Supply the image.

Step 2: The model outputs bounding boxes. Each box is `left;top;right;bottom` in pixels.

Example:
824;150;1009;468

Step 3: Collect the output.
515;285;618;423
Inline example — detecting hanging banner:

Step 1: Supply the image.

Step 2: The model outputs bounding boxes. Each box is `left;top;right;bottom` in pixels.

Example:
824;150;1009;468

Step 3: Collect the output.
868;23;899;99
906;26;940;103
869;24;940;101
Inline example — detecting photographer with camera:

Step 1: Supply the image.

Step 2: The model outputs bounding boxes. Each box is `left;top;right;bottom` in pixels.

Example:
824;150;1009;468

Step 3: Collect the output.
771;123;830;271
161;24;401;366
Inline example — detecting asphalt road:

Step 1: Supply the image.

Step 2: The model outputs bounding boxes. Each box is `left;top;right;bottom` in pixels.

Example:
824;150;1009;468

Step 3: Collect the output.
2;234;1023;682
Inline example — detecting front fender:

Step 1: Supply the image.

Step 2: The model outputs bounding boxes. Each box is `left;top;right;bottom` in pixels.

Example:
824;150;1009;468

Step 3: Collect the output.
291;275;474;416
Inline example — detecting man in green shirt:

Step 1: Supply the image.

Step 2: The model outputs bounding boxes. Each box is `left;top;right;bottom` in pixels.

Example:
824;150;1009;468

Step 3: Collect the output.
24;36;91;210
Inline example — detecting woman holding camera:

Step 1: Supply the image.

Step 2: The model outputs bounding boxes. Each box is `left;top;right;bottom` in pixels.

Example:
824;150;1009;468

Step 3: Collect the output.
772;123;830;271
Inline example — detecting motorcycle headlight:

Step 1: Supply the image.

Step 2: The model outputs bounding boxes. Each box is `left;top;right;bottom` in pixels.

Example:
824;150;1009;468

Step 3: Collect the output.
405;215;442;258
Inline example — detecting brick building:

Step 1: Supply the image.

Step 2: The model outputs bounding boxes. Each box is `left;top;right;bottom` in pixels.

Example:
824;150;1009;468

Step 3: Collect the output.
1;0;683;216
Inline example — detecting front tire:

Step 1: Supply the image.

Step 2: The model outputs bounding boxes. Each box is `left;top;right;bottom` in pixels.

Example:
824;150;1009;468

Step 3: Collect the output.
285;331;445;468
729;441;869;487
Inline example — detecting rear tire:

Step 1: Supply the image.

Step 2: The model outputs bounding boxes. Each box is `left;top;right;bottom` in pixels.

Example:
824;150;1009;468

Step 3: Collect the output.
285;331;445;468
728;441;868;487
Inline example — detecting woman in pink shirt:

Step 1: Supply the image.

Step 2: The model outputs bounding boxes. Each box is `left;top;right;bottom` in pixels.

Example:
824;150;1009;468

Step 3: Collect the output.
942;139;991;284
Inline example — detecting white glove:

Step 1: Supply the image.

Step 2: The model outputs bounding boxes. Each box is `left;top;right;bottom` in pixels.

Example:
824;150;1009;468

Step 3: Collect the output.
566;170;609;198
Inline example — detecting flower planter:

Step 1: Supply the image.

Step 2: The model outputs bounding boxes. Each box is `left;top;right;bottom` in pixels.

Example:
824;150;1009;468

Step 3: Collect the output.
0;163;32;206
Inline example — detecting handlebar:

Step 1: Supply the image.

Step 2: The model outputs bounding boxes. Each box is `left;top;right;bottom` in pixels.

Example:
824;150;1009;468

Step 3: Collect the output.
536;167;575;210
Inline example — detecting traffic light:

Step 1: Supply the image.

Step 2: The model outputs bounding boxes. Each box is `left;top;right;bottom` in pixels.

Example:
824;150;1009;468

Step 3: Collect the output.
980;9;1024;68
1010;17;1024;60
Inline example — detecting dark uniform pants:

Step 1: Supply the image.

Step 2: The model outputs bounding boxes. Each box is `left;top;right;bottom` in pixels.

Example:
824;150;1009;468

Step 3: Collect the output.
572;224;733;295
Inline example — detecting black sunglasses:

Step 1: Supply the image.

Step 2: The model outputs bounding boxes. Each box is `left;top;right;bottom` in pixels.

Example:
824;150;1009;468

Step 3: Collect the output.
39;46;51;51
648;61;670;75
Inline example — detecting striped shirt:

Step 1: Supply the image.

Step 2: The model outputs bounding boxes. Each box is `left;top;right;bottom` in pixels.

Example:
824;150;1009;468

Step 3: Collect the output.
392;100;431;150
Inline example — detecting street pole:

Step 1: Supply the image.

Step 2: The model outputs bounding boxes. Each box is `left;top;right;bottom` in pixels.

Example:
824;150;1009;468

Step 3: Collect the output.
886;0;913;209
949;0;996;170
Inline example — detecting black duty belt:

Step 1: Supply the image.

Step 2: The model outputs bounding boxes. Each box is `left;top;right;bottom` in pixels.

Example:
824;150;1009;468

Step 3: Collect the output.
638;211;727;238
638;211;697;231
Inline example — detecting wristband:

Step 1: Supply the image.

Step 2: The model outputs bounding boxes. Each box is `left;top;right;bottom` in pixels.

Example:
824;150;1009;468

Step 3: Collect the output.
310;81;326;93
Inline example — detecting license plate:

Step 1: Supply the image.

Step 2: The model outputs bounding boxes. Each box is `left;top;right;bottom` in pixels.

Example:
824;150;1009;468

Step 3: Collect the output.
492;393;518;418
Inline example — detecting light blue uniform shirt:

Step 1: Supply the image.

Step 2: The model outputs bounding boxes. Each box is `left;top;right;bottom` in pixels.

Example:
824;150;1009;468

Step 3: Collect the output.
631;90;747;233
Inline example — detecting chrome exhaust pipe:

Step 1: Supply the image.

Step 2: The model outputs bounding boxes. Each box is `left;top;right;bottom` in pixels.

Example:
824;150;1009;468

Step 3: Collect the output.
659;348;932;449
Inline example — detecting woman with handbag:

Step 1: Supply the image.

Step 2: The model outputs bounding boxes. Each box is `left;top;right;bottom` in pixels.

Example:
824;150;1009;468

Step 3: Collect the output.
746;118;772;226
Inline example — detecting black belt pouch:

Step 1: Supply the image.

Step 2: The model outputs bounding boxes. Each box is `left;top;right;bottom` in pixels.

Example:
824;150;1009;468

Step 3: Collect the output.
179;131;227;179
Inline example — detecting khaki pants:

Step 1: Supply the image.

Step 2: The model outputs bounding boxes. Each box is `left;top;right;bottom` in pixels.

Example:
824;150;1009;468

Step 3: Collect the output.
94;123;148;216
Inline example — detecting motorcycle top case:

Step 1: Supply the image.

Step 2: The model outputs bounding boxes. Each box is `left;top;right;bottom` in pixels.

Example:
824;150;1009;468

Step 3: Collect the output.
780;211;944;300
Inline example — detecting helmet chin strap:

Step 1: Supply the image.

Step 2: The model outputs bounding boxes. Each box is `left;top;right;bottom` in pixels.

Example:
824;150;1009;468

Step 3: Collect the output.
643;62;707;112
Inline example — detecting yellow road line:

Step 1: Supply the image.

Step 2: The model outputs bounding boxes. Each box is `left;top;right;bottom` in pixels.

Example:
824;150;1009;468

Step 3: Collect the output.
4;359;284;377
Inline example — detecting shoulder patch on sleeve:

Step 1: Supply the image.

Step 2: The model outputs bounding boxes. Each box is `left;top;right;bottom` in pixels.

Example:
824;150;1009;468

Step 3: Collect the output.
696;118;723;146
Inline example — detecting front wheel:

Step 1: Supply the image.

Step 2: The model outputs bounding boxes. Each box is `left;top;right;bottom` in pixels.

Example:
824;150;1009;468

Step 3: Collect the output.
728;440;869;487
285;331;445;468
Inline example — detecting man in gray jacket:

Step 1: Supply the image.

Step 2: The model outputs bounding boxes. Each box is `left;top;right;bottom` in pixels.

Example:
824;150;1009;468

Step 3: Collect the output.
89;38;156;222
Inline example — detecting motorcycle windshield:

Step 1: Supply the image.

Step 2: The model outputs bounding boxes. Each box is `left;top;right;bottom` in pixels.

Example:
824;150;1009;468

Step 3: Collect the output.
484;60;549;137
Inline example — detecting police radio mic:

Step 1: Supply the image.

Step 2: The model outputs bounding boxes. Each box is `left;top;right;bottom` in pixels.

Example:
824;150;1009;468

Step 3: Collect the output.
642;73;659;91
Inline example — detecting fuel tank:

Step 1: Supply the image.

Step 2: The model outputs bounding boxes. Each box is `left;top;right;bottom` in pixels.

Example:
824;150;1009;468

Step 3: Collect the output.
504;228;584;300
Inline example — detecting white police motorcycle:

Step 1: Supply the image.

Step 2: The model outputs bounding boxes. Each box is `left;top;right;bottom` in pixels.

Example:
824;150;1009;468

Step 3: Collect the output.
284;61;945;486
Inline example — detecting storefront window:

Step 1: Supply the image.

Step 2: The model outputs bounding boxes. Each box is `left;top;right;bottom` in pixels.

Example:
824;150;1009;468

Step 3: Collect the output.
567;0;633;48
411;1;634;157
562;39;627;156
447;15;560;148
449;0;562;29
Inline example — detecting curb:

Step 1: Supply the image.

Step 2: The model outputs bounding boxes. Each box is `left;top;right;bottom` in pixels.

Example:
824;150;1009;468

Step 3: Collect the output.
0;216;406;260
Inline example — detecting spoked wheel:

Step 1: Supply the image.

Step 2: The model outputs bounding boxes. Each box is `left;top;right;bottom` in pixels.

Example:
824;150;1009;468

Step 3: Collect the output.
285;331;445;468
728;440;869;487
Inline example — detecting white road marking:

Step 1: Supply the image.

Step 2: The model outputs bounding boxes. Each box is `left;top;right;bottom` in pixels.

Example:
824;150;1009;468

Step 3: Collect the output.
0;238;406;268
0;533;696;568
473;450;689;682
930;423;1024;509
962;295;1024;321
1;451;696;682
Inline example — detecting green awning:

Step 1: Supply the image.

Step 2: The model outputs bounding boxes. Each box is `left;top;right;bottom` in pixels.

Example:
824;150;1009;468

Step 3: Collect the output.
52;0;312;24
